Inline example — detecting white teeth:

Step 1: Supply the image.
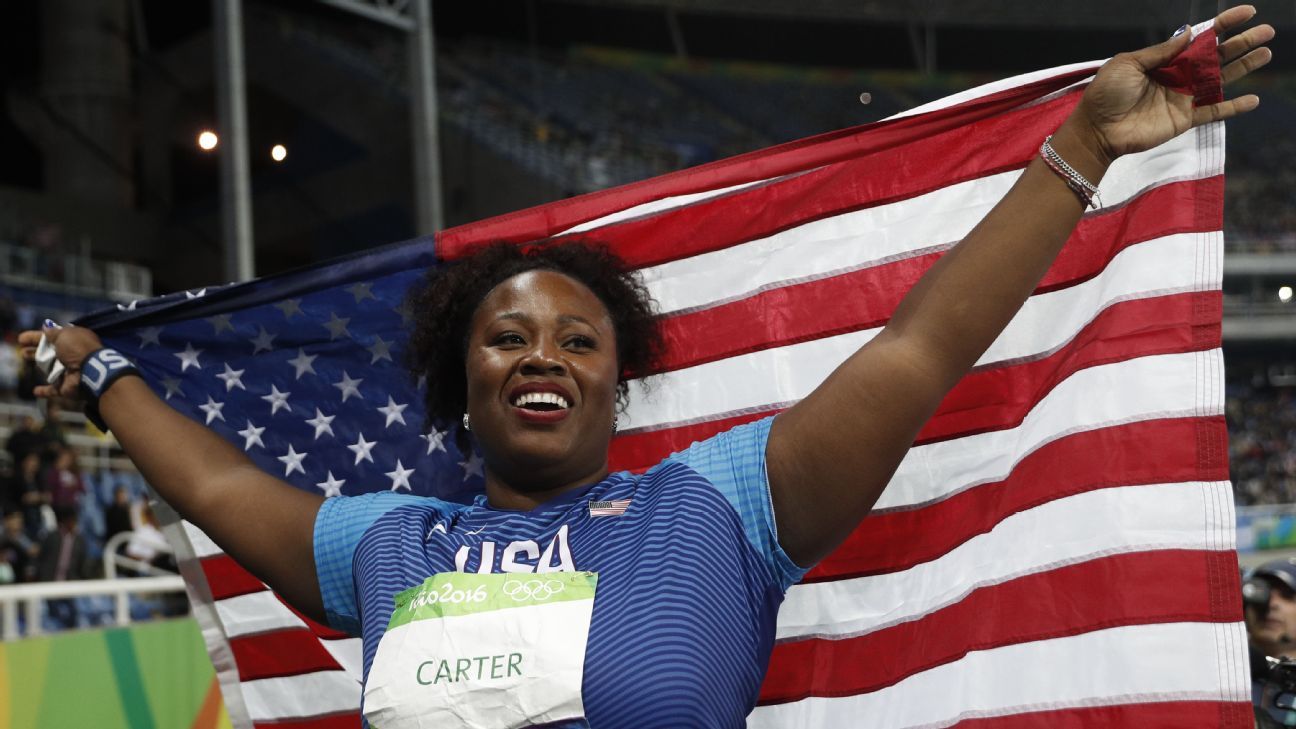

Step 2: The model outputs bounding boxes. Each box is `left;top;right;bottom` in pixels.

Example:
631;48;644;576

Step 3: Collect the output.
512;392;570;409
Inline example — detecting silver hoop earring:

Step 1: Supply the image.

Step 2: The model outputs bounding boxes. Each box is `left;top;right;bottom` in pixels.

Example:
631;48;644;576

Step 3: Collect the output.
462;413;471;431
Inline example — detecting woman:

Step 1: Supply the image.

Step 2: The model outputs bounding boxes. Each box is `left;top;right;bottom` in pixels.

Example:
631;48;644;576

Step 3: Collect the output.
19;8;1275;727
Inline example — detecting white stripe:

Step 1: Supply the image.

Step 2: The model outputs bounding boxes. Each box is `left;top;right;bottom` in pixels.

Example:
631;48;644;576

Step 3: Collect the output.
776;481;1234;641
878;350;1221;511
321;636;365;682
887;61;1102;120
181;520;223;559
241;670;360;721
216;590;305;638
624;233;1217;433
749;621;1247;729
641;127;1217;316
557;177;778;237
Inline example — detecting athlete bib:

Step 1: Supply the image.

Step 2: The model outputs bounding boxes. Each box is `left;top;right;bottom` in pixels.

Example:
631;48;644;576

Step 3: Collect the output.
363;571;598;729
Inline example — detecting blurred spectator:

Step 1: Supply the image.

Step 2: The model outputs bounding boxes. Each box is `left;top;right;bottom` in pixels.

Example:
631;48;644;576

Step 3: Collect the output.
3;451;49;540
1245;559;1296;660
0;504;37;583
104;485;134;546
1228;380;1296;505
0;333;18;396
125;502;175;574
5;408;46;465
45;446;84;511
35;507;93;627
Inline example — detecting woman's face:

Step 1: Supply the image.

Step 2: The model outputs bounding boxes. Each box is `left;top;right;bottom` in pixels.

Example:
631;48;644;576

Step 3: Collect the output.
464;270;619;491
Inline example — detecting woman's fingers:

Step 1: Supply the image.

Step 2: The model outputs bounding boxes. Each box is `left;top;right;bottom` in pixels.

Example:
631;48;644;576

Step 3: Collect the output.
1192;94;1260;126
1219;23;1275;67
1222;46;1274;84
1214;5;1257;36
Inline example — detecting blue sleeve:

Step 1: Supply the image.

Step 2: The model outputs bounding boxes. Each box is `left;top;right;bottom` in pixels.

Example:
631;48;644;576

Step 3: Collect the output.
664;416;807;591
313;491;424;634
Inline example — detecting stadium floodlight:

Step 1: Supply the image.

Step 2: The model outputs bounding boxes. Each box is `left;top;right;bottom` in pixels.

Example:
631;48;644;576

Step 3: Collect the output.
271;144;287;162
1280;286;1293;303
198;130;219;151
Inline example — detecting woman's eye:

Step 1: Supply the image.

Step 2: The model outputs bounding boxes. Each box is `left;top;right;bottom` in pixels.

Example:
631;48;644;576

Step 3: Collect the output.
566;336;596;350
494;333;525;346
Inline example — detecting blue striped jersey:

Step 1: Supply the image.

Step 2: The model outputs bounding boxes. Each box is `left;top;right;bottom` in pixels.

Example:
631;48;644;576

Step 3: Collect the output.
313;416;807;728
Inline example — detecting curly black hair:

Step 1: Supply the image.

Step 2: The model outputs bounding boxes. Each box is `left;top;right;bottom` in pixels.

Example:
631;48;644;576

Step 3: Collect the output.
404;241;663;446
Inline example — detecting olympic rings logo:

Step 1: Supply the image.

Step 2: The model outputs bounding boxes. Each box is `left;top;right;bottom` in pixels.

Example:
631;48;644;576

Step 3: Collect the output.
502;579;565;602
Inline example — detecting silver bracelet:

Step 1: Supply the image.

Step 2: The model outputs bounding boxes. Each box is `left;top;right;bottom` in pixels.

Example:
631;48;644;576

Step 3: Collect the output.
1040;135;1102;209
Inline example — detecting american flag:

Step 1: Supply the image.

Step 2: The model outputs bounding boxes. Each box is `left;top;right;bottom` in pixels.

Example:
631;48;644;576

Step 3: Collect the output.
587;499;632;517
79;25;1248;729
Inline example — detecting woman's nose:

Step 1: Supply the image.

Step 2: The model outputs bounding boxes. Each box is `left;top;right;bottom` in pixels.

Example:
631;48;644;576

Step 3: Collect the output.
520;341;565;374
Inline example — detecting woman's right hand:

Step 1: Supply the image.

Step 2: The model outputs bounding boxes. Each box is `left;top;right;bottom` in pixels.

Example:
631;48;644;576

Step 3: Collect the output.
16;324;106;401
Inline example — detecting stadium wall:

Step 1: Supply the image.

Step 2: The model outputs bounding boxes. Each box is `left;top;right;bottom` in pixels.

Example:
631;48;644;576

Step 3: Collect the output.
0;618;229;729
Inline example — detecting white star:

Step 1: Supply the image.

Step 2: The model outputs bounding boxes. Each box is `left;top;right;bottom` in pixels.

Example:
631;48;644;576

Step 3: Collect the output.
347;282;375;303
386;460;415;491
316;471;345;498
305;408;336;440
286;349;318;379
185;288;207;299
117;300;138;311
277;445;308;477
322;312;351;340
215;364;246;392
137;327;163;348
347;432;377;465
459;452;485;480
275;299;304;319
376;396;408;428
249;327;277;354
174;343;203;372
198;396;225;425
420;428;448;455
207;314;234;334
261;384;292;415
160;377;183;400
368;336;393;364
333;371;363;402
237;420;265;450
394;302;414;326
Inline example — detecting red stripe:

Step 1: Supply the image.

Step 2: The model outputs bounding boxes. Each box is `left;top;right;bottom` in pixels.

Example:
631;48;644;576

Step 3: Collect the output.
907;701;1248;729
655;177;1222;373
201;554;266;601
438;67;1100;258
533;92;1077;270
806;416;1227;582
252;711;361;729
608;291;1221;472
228;629;343;681
759;549;1241;704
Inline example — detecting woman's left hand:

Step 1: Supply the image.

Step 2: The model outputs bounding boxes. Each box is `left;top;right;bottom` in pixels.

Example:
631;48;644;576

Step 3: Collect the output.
1074;4;1273;165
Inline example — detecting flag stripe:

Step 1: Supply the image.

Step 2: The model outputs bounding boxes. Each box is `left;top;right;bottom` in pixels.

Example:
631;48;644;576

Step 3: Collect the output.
805;416;1225;582
618;233;1219;433
228;629;344;682
610;290;1219;471
202;554;266;601
761;548;1240;703
775;481;1234;642
251;713;362;729
648;177;1220;372
240;672;360;722
637;132;1216;319
437;67;1103;257
746;621;1247;729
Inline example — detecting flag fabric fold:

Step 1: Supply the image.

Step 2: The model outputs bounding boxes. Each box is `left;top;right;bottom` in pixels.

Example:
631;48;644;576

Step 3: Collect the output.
80;24;1247;729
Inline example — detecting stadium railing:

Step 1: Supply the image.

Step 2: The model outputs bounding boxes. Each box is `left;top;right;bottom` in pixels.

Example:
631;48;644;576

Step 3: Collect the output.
0;574;186;640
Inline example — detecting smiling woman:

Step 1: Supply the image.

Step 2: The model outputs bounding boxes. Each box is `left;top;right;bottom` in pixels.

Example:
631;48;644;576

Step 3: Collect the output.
15;6;1277;729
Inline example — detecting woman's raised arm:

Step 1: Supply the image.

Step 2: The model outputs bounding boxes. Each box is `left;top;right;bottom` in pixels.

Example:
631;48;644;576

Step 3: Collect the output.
18;325;327;621
765;6;1275;567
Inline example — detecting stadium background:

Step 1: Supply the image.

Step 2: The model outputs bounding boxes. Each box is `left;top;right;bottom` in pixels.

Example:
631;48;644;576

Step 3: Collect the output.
0;1;1291;726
